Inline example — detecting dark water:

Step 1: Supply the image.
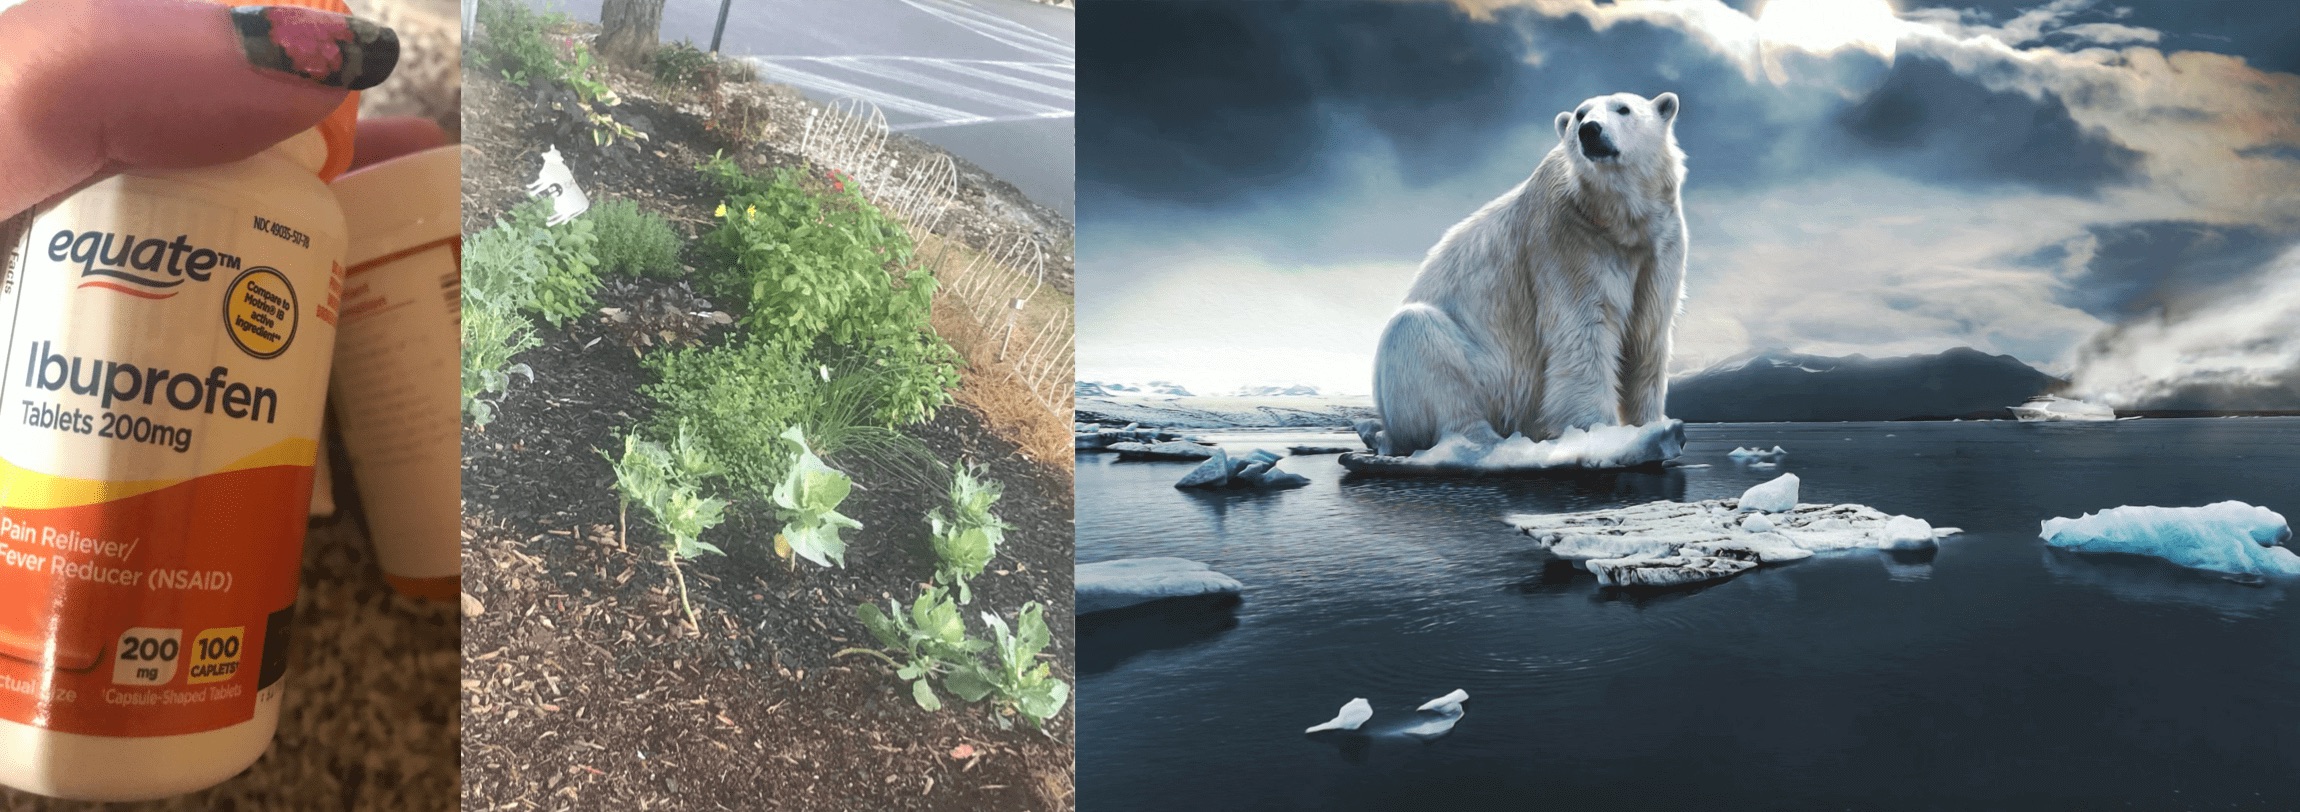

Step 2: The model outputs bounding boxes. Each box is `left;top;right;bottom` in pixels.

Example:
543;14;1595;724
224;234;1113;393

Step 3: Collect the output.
1076;418;2300;811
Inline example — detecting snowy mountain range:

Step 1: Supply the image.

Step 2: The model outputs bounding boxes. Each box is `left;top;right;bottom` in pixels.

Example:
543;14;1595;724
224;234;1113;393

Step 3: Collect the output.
1666;347;2063;422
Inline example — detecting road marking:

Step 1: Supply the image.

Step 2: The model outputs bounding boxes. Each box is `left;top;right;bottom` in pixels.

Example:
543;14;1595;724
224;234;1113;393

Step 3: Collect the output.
923;59;1072;99
892;110;1074;133
898;0;1073;61
746;59;992;126
816;57;1068;111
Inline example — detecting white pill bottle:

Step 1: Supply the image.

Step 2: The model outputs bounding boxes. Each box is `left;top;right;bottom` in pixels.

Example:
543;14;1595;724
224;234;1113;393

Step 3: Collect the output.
0;82;361;800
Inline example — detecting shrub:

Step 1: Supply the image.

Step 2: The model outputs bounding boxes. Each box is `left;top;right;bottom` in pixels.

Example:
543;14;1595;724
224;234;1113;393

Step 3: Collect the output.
929;463;1008;604
474;0;563;85
696;158;958;426
769;427;863;569
642;338;943;500
460;294;538;427
503;198;602;327
606;431;728;630
460;220;549;426
586;199;683;277
641;338;811;494
650;40;721;92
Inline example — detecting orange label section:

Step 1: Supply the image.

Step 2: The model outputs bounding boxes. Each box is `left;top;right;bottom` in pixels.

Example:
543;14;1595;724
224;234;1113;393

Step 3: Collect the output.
0;464;310;737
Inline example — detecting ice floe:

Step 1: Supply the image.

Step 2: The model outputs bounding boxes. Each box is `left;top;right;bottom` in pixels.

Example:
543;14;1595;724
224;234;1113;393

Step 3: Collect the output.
1109;440;1219;461
2040;502;2298;577
1396;706;1464;740
1507;497;1961;588
1075;557;1245;615
1339;420;1684;475
1306;698;1373;733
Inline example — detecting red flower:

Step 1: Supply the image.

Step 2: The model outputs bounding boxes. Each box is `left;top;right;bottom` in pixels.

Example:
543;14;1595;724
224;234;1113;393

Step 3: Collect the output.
264;8;348;81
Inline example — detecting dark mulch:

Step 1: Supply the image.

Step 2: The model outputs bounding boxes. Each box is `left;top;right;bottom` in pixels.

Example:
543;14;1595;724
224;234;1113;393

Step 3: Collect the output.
459;52;1074;812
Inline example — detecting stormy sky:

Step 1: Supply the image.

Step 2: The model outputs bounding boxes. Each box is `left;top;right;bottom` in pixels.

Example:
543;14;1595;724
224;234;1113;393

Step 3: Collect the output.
1073;0;2300;407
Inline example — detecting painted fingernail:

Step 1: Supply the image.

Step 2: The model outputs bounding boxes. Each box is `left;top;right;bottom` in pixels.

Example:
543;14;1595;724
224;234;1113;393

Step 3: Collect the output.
230;6;399;91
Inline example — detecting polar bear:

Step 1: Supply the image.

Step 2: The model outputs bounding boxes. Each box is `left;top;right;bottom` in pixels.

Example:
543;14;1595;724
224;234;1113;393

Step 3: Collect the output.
1363;91;1687;457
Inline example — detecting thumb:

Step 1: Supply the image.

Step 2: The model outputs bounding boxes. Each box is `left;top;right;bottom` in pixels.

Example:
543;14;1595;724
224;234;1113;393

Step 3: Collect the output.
0;0;399;217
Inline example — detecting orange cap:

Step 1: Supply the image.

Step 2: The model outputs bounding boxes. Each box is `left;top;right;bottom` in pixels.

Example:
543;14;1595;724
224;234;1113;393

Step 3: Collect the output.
209;0;364;180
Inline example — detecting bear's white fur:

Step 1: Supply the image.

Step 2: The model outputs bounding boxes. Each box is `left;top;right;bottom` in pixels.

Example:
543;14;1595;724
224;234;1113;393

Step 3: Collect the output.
1366;91;1687;456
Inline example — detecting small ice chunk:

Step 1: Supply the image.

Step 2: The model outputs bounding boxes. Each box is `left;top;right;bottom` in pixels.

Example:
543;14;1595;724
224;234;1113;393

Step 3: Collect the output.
1728;445;1788;463
1173;447;1231;488
1075;558;1244;614
1256;465;1311;490
1306;698;1373;733
2040;501;2299;577
1587;553;1758;588
1742;513;1775;533
1416;689;1468;714
1738;473;1800;513
1396;707;1463;740
1880;515;1937;550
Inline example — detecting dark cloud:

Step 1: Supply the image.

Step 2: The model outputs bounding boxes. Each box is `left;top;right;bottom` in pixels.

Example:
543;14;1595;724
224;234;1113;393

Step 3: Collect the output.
2054;221;2290;319
1077;1;1534;209
1832;55;2144;195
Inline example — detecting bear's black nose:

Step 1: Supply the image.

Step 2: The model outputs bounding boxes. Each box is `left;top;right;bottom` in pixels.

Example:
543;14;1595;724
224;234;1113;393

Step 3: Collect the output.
1578;121;1619;159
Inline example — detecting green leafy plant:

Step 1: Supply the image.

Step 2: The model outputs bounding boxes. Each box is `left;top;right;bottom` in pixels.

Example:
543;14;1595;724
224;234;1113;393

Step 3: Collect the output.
768;427;863;569
641;340;941;500
839;586;988;711
474;0;564;85
460;294;538;427
559;46;648;148
503;199;602;327
929;463;1009;604
460;216;553;426
586;199;684;277
944;602;1069;729
696;159;958;426
606;431;728;630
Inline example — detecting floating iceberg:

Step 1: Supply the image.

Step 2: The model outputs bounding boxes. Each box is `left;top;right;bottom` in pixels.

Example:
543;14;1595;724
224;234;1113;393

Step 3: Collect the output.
1306;698;1373;733
1396;707;1464;740
1074;423;1187;450
1339;420;1683;476
2011;395;2116;422
1075;558;1245;615
1416;689;1468;714
2040;502;2299;577
1110;440;1218;461
1508;497;1960;588
1737;473;1799;514
1174;447;1311;490
1728;445;1788;463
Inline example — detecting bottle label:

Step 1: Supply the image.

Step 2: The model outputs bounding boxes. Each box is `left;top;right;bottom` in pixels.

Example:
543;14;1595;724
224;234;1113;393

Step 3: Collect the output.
0;178;339;737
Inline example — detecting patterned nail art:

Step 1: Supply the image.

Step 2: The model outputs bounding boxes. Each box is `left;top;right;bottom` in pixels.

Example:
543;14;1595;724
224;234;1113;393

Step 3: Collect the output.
230;6;399;91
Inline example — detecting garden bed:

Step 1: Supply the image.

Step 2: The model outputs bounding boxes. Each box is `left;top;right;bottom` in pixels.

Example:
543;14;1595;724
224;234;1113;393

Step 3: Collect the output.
458;16;1073;810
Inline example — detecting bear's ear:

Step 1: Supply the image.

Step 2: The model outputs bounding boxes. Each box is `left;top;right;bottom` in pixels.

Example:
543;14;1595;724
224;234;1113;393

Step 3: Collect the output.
1654;92;1680;124
1555;111;1575;140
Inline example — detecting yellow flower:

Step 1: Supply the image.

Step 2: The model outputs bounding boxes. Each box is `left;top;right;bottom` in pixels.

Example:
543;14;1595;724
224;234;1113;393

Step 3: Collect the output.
713;203;727;218
745;205;757;221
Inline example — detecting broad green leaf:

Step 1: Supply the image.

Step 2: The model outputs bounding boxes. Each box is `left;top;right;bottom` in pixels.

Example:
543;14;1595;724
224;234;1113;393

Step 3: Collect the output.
912;678;942;711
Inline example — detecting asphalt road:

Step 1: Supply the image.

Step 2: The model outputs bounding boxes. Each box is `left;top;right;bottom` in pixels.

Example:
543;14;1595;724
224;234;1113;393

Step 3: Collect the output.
522;0;1076;218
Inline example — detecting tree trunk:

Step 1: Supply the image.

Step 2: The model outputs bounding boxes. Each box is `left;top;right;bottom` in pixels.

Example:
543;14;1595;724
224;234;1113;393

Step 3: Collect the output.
597;0;666;65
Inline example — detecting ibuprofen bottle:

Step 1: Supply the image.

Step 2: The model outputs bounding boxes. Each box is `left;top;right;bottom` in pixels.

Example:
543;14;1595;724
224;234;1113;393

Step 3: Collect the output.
0;86;360;803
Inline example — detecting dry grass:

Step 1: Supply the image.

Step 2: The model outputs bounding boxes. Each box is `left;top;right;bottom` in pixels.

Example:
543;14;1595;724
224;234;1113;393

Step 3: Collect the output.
933;294;1075;473
920;232;1074;473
